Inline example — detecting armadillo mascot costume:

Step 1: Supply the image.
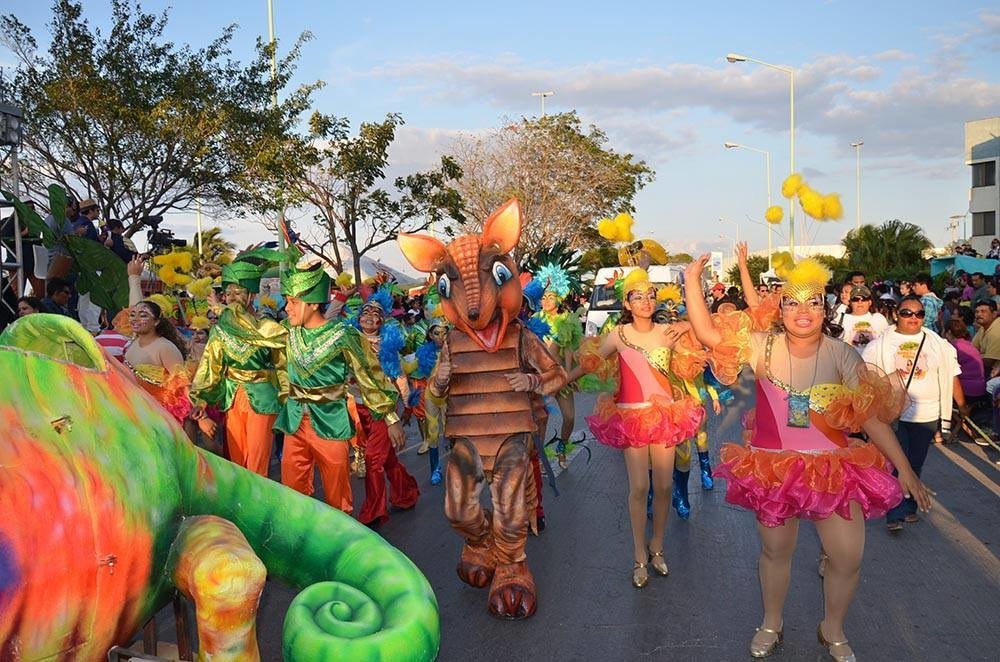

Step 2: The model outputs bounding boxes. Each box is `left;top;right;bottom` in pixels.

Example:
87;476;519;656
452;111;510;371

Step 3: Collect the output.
397;199;567;619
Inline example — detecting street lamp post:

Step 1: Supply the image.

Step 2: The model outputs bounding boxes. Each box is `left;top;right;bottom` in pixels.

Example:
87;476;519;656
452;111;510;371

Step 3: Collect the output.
719;233;736;266
851;140;863;231
719;217;740;246
531;91;554;117
726;53;795;254
950;213;968;242
267;0;286;263
724;141;772;270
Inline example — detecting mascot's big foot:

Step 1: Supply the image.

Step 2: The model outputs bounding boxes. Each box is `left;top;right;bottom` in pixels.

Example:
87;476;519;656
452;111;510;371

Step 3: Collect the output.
487;561;537;620
457;541;497;588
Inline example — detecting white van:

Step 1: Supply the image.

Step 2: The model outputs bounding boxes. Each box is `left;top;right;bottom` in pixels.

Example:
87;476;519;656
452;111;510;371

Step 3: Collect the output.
584;265;685;336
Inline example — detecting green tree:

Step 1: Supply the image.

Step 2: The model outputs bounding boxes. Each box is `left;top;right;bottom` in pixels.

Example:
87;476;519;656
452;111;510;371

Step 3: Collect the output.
448;111;654;259
667;253;693;265
842;220;933;280
0;0;319;234
181;227;236;271
728;255;769;288
579;246;620;274
812;253;850;285
285;112;466;285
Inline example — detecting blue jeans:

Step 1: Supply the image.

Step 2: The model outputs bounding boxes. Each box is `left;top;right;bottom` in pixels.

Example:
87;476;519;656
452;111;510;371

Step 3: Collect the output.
886;420;937;523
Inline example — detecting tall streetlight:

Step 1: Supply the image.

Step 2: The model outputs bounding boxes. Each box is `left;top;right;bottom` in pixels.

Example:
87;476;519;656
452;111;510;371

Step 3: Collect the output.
267;0;285;260
719;217;740;245
531;91;554;116
724;141;772;270
950;213;969;242
719;233;736;265
850;140;863;231
726;53;795;253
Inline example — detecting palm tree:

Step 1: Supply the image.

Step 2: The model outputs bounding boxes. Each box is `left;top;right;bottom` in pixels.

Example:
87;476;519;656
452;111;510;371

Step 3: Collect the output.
842;220;933;280
184;227;237;271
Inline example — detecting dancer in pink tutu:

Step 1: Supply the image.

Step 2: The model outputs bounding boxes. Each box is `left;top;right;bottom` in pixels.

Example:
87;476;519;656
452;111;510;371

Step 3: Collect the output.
571;268;706;589
683;253;932;661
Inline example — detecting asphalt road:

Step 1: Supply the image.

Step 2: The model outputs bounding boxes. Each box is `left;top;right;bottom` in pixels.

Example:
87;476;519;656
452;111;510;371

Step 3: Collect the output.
147;376;1000;661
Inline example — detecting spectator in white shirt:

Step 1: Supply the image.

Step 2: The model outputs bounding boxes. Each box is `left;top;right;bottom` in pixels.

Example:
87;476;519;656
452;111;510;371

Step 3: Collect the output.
862;296;968;533
839;285;888;352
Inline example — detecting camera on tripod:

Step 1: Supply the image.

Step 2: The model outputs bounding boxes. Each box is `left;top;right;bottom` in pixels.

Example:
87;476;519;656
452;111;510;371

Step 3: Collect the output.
145;215;187;252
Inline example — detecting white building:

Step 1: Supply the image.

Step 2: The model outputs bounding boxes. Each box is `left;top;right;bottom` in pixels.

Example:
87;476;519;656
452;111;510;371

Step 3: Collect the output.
966;117;1000;255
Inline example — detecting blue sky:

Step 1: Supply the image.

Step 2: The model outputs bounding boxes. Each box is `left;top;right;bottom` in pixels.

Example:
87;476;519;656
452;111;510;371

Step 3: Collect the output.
3;1;999;270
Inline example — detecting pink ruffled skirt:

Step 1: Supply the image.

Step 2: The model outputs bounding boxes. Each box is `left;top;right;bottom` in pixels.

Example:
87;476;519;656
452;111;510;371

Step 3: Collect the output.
715;442;903;528
586;394;704;449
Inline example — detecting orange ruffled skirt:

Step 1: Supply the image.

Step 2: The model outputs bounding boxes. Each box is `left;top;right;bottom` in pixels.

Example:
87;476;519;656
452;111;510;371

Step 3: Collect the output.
715;442;903;528
586;394;704;449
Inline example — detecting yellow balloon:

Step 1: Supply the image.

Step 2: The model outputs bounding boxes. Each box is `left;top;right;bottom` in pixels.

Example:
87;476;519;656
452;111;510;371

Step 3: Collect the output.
765;205;784;224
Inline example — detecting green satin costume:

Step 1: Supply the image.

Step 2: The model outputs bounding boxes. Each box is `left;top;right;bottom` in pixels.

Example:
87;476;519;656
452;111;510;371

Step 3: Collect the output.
190;304;287;414
275;320;399;440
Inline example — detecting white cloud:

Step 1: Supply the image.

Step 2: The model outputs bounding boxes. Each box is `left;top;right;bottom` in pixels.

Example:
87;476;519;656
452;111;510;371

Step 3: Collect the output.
872;49;914;62
368;50;1000;166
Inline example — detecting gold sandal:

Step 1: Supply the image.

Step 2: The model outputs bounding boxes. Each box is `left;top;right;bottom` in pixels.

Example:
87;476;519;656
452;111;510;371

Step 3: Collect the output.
647;547;669;576
818;623;857;662
749;626;783;658
632;561;649;589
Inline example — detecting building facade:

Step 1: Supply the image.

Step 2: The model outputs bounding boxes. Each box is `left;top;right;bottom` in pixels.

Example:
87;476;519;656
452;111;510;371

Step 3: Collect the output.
966;117;1000;255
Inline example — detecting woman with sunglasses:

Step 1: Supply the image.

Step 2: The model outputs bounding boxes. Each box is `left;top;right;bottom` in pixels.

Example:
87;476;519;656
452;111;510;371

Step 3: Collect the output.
838;285;888;352
862;296;966;533
569;268;706;589
684;254;931;661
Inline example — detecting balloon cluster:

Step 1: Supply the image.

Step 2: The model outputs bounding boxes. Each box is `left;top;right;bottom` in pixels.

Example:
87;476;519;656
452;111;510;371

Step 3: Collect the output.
152;250;193;287
597;213;636;243
780;173;843;221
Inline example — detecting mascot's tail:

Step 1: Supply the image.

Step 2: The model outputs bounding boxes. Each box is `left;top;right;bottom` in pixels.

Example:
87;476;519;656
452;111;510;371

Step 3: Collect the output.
179;449;441;662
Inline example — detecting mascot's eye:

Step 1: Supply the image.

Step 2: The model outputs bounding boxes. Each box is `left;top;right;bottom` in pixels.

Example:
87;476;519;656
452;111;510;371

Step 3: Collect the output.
438;274;451;299
492;262;513;286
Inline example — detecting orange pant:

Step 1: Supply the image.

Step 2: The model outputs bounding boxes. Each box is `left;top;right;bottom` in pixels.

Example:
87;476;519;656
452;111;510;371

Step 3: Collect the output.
226;387;276;476
281;413;353;514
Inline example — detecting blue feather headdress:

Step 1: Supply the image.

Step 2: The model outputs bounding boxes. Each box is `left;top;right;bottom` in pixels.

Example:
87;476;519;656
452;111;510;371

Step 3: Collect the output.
522;279;545;312
536;262;571;299
362;285;395;316
378;319;406;379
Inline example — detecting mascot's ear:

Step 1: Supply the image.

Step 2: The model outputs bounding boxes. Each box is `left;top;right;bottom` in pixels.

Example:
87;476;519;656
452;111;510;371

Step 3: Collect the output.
483;198;522;254
398;232;448;273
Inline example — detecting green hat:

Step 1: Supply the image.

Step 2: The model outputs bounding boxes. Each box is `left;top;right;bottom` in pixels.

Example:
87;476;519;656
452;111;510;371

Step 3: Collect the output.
221;261;265;293
281;263;330;304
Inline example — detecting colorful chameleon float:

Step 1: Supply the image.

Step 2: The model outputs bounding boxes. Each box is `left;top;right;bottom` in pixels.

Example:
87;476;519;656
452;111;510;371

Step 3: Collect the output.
0;314;439;661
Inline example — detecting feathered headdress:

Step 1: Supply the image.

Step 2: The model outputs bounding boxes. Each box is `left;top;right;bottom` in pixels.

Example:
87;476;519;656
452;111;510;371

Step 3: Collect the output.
535;262;571;299
522;278;545;311
772;251;831;302
622;268;654;297
361;285;394;317
657;283;682;304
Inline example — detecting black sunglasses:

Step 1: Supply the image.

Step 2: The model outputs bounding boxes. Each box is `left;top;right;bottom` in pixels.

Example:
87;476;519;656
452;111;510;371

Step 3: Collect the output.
850;296;870;302
897;309;926;319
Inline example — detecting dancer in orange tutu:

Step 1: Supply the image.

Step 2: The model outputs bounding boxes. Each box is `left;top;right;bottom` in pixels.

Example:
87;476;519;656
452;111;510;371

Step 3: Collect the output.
683;252;932;661
569;268;706;589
